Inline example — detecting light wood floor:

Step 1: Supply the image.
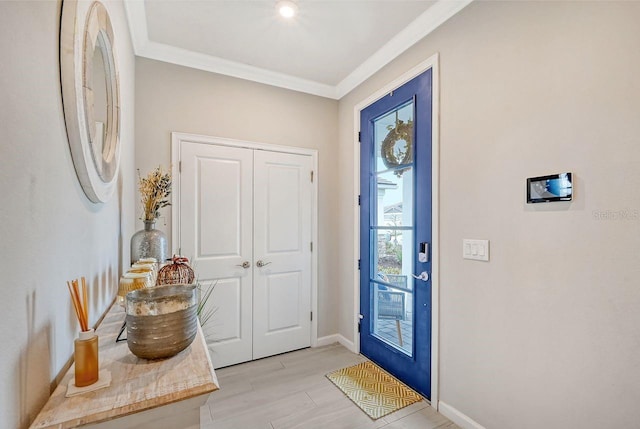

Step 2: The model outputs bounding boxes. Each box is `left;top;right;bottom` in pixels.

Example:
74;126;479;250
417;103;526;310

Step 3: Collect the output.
201;343;459;429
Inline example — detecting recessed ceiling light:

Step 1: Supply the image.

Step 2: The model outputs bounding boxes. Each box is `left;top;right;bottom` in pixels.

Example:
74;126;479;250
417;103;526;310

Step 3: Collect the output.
276;0;298;19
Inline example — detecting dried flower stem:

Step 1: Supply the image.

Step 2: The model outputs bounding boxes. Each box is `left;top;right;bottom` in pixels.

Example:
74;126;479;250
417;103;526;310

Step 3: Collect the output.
138;166;172;221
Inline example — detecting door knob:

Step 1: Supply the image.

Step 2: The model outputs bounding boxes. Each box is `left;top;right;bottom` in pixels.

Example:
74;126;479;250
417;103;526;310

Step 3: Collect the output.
236;261;250;269
412;271;429;281
256;260;271;268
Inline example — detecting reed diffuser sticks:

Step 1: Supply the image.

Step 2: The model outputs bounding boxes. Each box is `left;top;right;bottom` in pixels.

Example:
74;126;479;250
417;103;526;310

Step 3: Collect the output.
67;277;89;331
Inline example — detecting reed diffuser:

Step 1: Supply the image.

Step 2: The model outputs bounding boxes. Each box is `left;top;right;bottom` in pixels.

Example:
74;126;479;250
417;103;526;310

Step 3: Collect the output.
67;277;99;387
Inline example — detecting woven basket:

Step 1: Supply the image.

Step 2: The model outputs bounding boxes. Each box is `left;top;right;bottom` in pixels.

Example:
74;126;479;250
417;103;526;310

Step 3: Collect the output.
156;256;195;286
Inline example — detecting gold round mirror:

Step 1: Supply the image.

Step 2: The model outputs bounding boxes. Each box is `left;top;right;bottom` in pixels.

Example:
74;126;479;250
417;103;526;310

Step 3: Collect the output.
61;0;120;203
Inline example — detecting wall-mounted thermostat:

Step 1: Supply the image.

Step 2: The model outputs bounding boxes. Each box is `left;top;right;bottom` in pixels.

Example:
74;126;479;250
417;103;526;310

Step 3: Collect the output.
527;172;572;203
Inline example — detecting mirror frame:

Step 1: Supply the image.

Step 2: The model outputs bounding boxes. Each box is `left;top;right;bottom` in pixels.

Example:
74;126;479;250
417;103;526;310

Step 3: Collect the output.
61;0;121;203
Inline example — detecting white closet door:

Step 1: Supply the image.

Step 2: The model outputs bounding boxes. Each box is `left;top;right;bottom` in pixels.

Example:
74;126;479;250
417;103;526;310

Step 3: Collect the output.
252;151;312;359
180;142;253;368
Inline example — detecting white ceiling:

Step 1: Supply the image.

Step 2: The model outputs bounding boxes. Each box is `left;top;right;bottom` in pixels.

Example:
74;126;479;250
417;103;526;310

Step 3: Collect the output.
125;0;472;99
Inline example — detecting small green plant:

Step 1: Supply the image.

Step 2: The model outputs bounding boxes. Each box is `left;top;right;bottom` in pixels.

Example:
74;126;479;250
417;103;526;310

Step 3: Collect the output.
196;281;216;327
394;245;402;264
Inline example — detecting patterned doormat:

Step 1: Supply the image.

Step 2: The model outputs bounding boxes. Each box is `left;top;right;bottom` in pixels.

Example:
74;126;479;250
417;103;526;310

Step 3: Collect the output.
326;361;423;420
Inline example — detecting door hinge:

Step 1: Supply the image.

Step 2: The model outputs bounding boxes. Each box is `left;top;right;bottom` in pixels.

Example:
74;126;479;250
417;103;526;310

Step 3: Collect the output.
358;259;361;270
358;195;361;206
358;321;361;333
178;161;182;173
310;171;314;183
310;242;313;252
358;131;361;142
178;247;181;255
310;311;313;321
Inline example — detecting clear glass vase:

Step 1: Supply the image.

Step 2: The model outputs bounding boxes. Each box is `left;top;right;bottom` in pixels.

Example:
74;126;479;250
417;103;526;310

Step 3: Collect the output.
130;220;168;265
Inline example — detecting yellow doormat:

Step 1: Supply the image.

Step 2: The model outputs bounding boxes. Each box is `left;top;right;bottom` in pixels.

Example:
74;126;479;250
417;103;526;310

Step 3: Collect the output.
326;361;423;420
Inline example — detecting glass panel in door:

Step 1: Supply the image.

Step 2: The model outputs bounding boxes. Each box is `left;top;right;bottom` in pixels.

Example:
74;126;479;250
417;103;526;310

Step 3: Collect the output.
370;101;414;356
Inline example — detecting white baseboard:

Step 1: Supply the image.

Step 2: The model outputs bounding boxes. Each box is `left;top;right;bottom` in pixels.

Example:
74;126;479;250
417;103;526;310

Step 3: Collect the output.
336;334;356;353
438;401;486;429
315;334;339;347
315;334;357;353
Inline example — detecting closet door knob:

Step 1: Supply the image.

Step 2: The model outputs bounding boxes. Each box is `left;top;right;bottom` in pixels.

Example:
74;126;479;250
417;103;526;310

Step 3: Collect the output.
256;260;271;268
236;261;250;269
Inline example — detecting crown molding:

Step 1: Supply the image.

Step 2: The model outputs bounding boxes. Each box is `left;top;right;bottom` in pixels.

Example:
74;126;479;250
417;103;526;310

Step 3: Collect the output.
141;41;339;98
334;0;473;99
124;0;472;100
124;0;148;54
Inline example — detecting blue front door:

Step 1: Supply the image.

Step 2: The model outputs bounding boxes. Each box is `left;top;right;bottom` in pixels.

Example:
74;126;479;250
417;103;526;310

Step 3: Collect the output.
359;69;432;398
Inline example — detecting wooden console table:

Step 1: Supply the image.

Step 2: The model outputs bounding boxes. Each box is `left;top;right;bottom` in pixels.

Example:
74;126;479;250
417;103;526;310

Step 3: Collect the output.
30;303;219;429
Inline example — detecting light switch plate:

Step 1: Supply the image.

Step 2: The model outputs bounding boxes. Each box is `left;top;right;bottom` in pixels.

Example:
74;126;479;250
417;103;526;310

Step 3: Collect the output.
463;239;490;261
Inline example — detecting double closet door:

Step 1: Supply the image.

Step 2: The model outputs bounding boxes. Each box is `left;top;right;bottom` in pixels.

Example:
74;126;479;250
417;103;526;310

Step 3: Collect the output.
179;141;313;368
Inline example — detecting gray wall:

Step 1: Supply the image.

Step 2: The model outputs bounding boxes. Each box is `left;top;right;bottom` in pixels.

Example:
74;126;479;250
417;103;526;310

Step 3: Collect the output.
0;1;136;428
135;58;339;338
337;1;640;427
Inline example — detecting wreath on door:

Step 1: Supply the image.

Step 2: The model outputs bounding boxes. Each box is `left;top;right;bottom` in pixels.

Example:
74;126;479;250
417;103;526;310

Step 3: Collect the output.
380;119;413;177
381;119;413;177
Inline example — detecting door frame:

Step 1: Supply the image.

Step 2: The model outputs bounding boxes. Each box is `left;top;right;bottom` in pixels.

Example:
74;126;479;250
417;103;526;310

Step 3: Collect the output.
171;132;320;349
352;53;440;407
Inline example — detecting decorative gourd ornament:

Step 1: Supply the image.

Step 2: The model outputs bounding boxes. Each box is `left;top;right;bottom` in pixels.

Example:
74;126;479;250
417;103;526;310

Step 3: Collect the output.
156;255;195;285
